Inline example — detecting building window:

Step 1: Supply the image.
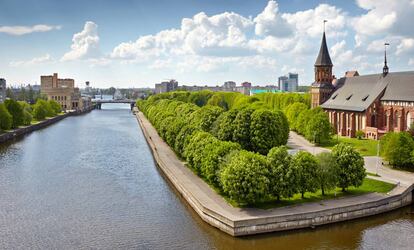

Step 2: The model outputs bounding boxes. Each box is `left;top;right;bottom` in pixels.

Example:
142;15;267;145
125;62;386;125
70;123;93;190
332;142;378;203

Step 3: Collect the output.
394;111;400;128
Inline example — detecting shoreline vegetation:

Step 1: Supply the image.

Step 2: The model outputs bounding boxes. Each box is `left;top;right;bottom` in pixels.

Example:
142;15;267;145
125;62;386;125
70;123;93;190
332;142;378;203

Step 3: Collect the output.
137;90;395;208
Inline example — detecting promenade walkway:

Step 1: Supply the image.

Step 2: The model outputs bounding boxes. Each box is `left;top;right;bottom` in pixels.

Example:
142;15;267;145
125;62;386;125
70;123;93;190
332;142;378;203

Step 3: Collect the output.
135;110;413;236
287;131;414;188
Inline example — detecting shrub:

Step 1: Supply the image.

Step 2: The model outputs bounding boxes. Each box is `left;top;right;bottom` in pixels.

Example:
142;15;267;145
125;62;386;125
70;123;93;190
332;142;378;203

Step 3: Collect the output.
267;146;297;200
0;103;12;131
380;132;414;168
292;151;319;198
187;105;224;132
356;130;365;140
332;143;366;191
220;151;269;205
316;152;338;195
184;131;217;174
211;109;239;141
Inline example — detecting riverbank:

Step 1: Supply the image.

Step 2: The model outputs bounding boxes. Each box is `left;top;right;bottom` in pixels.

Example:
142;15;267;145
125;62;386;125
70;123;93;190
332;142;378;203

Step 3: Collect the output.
135;109;414;236
0;107;94;144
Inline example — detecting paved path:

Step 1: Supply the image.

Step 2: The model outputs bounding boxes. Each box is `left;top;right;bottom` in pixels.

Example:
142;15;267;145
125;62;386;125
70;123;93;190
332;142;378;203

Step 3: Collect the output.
288;131;414;188
135;111;413;235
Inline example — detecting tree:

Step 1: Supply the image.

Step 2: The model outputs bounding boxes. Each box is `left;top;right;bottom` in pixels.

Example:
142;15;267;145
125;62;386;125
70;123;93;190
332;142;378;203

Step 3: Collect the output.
285;103;308;131
292;151;319;198
187;105;223;132
305;111;332;144
232;108;254;150
267;146;297;200
220;151;269;205
211;109;239;141
200;140;241;186
4;99;24;128
332;143;366;191
380;132;414;168
174;125;200;157
250;109;289;155
316;152;338;195
48;100;61;115
0;103;12;131
184;131;217;174
32;99;49;120
19;101;33;126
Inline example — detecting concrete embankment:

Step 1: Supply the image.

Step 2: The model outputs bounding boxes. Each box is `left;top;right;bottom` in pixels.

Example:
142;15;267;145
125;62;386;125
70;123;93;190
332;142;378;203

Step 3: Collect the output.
135;109;413;236
0;107;94;144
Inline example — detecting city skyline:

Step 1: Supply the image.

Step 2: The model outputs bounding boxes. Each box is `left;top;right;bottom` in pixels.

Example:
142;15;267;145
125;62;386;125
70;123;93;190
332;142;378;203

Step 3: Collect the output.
1;0;414;88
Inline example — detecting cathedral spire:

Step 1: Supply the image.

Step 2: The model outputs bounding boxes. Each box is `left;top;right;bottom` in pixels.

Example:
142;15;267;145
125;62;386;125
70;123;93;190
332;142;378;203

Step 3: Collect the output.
383;43;389;76
315;21;333;66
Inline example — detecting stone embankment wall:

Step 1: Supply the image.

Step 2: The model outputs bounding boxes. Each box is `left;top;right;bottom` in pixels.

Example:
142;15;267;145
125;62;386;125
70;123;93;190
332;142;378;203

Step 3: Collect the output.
135;108;413;236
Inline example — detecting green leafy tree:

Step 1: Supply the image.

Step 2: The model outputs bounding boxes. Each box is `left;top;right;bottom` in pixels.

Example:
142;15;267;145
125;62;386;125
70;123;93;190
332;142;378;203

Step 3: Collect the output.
316;152;338;195
232;108;254;150
211;109;239;141
267;146;297;200
250;109;289;155
380;132;414;168
292;151;319;198
220;151;269;205
295;109;312;135
48;100;62;115
18;101;33;125
285;103;308;131
4;99;24;128
305;111;332;144
174;125;200;157
0;103;12;131
332;143;366;191
200;140;241;186
184;131;217;174
32;99;50;120
188;105;223;132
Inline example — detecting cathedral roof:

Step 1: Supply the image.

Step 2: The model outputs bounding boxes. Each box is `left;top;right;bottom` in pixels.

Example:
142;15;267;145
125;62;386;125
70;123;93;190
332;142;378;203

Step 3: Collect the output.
314;32;333;66
320;71;414;112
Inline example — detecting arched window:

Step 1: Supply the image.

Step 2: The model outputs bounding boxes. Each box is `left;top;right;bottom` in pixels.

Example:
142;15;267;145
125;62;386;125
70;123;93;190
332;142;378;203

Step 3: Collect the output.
394;111;400;128
407;112;413;131
371;114;376;127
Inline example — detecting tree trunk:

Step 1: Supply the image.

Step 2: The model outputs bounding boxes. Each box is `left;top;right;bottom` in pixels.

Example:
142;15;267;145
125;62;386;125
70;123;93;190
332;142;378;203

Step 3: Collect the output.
277;195;280;201
342;187;346;192
322;187;325;196
301;191;304;198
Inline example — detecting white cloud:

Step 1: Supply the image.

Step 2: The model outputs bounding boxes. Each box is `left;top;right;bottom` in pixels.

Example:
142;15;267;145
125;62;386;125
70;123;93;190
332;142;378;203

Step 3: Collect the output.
61;21;100;61
254;0;292;37
396;38;414;55
409;58;414;65
9;54;53;67
0;24;61;36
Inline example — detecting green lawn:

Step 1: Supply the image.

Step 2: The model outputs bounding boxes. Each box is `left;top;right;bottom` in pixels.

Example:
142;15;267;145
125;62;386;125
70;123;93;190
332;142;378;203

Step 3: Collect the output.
321;136;379;156
225;178;395;209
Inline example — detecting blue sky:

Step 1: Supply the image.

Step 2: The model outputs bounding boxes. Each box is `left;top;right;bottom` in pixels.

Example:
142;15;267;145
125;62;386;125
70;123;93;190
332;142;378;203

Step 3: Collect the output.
1;0;413;88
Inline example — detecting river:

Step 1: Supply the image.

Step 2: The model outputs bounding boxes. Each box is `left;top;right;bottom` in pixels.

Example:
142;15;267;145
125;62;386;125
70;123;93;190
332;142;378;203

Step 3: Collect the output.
0;104;413;249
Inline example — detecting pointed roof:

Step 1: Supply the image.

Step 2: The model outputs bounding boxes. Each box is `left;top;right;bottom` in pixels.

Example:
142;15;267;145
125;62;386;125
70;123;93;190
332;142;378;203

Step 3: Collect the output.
314;32;333;66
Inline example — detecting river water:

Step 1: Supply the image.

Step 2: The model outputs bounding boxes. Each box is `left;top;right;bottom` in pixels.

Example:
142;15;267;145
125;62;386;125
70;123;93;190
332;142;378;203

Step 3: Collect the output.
0;104;413;249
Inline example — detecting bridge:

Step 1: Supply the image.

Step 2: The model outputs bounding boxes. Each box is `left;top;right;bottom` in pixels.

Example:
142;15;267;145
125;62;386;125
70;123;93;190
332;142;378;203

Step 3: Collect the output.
92;99;136;110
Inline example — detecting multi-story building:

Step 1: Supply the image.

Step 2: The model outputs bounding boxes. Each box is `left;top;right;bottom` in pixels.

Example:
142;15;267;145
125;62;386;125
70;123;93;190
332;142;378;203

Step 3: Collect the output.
155;80;178;94
311;31;414;139
278;73;299;92
223;81;236;90
0;78;6;103
41;73;89;111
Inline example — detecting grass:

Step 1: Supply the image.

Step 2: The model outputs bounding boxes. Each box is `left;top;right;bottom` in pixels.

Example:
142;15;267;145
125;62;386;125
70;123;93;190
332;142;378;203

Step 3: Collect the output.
320;136;379;156
367;172;381;177
224;178;395;209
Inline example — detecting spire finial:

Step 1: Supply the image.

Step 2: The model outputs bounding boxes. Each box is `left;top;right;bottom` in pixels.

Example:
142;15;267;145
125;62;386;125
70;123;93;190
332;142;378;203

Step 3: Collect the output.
383;42;390;76
323;20;327;33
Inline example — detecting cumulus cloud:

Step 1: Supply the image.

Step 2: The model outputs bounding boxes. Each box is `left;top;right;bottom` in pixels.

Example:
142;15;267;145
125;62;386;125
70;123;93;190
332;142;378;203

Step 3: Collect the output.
61;21;100;61
9;54;53;67
254;0;292;37
0;24;61;36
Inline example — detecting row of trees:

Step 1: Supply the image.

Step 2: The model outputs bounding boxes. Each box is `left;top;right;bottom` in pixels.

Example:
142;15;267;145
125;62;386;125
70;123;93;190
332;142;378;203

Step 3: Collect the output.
285;103;333;144
380;132;414;170
0;99;61;132
138;94;366;205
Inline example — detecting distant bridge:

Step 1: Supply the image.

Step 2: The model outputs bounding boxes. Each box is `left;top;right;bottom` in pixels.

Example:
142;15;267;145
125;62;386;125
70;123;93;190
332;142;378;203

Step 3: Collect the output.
92;99;136;110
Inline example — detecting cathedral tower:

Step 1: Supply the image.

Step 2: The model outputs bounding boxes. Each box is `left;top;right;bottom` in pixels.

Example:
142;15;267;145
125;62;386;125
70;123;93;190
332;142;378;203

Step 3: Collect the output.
311;22;334;108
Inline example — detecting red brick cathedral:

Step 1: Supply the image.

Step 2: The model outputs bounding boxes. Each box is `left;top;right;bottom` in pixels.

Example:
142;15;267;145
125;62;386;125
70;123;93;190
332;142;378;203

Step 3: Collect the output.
311;32;414;139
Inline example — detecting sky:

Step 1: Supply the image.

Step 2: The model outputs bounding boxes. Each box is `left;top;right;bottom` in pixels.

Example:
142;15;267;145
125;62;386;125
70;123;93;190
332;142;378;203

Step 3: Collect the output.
1;0;414;88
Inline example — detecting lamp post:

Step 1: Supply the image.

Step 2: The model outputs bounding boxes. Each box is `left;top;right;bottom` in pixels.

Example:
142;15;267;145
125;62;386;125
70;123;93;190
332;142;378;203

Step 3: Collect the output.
376;139;380;175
